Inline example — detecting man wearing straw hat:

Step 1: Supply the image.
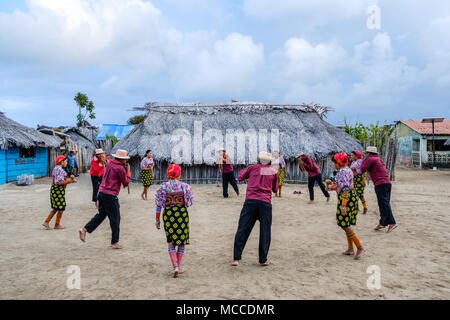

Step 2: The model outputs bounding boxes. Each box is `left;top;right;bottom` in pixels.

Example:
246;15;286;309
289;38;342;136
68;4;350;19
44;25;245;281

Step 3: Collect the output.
232;151;279;267
79;149;131;249
90;148;109;209
361;146;398;233
215;148;239;198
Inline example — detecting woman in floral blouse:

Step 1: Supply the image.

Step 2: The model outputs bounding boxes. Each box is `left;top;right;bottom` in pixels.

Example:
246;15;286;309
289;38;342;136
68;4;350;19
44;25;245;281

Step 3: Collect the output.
155;164;193;278
350;150;368;214
328;153;366;260
140;150;154;200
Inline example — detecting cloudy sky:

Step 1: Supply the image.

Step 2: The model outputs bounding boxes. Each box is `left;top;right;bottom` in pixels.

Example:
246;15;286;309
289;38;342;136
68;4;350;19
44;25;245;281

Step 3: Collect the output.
0;0;449;128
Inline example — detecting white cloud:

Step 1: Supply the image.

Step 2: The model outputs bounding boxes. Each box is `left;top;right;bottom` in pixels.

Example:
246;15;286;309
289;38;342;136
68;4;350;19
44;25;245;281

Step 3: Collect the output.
243;0;374;24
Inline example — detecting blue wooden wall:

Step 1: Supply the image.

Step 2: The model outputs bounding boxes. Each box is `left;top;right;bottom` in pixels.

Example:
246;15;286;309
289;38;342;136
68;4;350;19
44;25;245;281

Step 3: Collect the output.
0;147;48;184
0;149;5;185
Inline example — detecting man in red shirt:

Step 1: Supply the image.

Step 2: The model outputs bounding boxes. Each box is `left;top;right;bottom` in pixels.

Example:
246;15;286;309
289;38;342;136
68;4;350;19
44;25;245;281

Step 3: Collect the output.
360;146;397;233
90;148;109;208
79;149;131;249
215;148;239;198
232;152;279;267
297;152;330;203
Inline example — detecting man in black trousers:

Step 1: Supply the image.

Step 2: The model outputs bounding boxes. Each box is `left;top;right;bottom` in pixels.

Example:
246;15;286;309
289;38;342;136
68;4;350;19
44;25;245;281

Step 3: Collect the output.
215;148;239;198
232;151;279;267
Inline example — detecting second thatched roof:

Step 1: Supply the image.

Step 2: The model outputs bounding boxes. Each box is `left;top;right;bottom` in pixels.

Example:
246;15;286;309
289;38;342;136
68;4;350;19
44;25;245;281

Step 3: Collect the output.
113;101;362;164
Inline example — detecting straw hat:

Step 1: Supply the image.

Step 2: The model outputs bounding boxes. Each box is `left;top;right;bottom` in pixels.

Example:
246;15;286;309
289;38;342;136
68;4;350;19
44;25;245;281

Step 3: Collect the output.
258;151;273;164
296;152;306;158
112;149;130;160
95;148;104;155
366;146;378;154
217;148;226;153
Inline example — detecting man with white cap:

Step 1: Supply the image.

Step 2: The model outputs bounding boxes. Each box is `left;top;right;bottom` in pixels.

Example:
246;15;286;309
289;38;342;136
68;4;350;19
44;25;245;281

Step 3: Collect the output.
361;146;397;233
89;148;109;208
79;149;131;249
232;151;279;267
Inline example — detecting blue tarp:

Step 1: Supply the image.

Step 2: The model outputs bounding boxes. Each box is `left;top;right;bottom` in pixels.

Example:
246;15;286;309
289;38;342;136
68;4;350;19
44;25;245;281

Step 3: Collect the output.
96;124;135;141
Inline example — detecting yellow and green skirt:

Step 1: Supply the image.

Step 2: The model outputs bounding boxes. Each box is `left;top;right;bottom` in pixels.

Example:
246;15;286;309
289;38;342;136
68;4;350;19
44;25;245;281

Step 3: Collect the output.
163;204;189;246
141;169;153;187
336;189;358;228
50;184;66;211
277;168;285;186
353;173;365;199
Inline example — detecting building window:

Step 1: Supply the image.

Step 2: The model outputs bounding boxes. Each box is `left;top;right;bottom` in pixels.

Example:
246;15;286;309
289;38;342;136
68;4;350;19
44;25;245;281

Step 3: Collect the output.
412;139;420;152
427;140;450;152
19;147;35;158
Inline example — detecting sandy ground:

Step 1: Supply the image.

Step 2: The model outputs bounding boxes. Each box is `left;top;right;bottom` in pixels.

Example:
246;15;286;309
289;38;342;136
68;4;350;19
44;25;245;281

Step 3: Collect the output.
0;168;449;300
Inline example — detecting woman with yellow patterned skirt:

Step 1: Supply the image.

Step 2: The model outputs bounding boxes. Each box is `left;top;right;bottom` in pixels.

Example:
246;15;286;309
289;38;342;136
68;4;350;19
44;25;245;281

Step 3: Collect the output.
272;150;287;197
140;150;154;200
350;150;368;214
155;164;194;278
329;153;366;260
42;155;77;230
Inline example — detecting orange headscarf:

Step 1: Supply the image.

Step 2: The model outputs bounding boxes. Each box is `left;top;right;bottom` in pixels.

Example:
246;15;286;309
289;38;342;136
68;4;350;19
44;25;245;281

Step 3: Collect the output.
167;164;181;179
334;153;349;166
56;155;66;165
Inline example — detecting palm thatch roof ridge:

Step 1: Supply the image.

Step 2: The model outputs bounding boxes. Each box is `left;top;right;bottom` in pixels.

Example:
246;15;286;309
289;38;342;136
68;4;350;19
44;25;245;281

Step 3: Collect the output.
115;101;361;164
0;112;62;149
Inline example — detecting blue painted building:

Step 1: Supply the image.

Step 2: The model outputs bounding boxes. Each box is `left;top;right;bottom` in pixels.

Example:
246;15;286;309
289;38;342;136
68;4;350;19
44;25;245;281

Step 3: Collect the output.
0;112;62;185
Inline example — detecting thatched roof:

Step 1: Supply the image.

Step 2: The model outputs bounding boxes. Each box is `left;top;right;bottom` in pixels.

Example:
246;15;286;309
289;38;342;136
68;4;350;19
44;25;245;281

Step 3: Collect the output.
65;127;97;150
113;101;362;164
0;112;62;149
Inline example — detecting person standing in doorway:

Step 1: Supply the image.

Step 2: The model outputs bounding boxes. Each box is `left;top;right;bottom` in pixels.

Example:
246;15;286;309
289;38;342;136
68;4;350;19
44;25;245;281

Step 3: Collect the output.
215;149;239;198
297;152;330;204
361;146;397;233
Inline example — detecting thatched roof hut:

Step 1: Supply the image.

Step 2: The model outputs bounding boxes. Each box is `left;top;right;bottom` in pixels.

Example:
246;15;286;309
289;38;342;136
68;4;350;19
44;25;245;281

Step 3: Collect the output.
113;102;362;183
0;112;61;149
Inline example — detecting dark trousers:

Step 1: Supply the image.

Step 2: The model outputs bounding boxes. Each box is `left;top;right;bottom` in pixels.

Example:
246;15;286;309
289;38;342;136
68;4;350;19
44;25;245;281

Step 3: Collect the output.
85;192;121;244
307;173;330;201
233;199;272;264
222;171;239;198
91;175;102;202
375;183;396;226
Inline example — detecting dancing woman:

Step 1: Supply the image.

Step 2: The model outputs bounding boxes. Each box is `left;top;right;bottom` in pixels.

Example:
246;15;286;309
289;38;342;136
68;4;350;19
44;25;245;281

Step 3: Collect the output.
350;150;368;214
272;150;287;197
140;150;154;200
329;153;366;260
155;164;194;278
43;155;77;230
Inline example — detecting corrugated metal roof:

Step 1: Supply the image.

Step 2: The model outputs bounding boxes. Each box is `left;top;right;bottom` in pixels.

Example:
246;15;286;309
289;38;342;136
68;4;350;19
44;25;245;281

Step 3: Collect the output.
401;120;450;135
96;124;135;140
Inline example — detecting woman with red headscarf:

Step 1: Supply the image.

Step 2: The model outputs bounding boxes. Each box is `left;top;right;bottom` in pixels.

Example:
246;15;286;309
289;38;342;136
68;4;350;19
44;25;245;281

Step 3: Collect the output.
328;153;366;260
154;163;194;278
42;155;77;230
350;150;368;214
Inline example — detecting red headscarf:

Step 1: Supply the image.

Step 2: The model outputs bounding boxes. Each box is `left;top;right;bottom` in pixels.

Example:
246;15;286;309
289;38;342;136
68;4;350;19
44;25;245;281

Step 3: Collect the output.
353;150;363;159
167;164;181;179
56;155;66;165
334;153;349;166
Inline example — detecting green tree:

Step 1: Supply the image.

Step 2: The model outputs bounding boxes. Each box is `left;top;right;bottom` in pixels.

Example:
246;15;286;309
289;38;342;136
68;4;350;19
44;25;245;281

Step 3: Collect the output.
74;92;96;126
127;114;147;125
105;134;119;147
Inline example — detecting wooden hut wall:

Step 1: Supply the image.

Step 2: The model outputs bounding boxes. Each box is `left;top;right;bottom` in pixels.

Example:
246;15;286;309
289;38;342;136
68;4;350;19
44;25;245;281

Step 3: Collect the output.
129;155;334;185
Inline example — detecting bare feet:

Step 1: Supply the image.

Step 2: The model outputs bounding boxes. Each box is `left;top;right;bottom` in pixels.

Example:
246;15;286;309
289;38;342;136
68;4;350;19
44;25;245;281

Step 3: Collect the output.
173;267;179;278
54;225;65;230
354;247;366;260
387;224;398;233
363;208;368;214
79;228;86;242
95;201;98;209
374;224;385;230
141;193;145;200
326;197;330;203
342;249;355;256
308;200;314;204
260;261;270;266
231;260;239;266
179;267;185;274
42;222;52;230
110;243;123;249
